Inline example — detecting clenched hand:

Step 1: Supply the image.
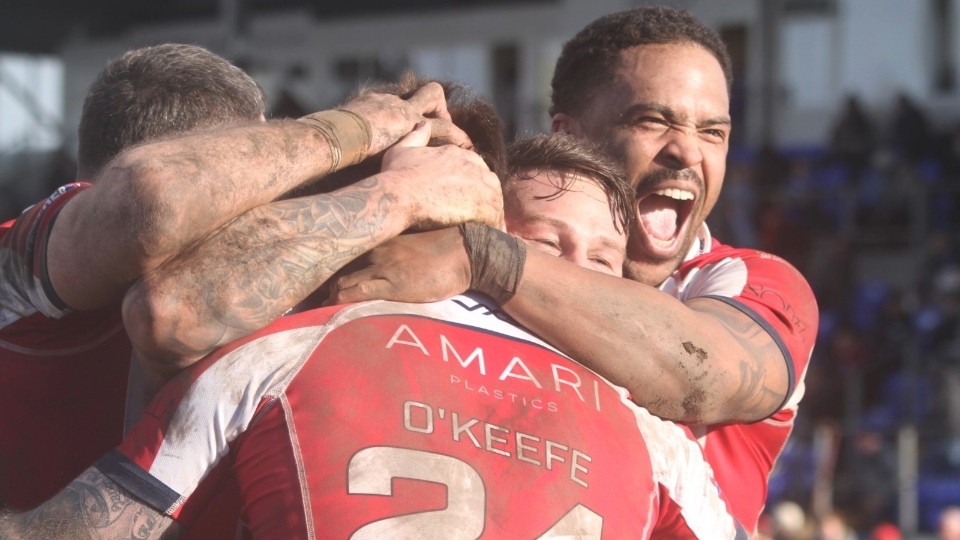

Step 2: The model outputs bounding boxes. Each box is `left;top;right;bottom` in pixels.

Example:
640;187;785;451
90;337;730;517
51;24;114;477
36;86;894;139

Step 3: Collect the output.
328;227;472;305
382;122;503;230
341;82;473;154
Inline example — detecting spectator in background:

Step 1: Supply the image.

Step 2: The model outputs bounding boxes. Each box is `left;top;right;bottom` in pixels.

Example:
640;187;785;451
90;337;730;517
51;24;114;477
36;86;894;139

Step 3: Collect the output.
891;92;933;163
848;427;897;529
753;144;791;199
937;121;960;184
816;511;857;540
0;185;19;223
927;266;960;466
715;159;758;248
769;500;812;540
942;506;960;540
829;95;877;179
869;522;902;540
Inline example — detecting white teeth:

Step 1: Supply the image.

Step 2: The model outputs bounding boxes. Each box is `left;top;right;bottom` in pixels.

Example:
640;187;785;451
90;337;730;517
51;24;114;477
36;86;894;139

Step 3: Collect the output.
653;188;695;201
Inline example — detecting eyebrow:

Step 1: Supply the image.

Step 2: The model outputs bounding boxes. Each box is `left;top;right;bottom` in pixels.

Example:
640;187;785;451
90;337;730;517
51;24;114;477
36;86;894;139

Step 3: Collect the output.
621;102;731;128
521;214;627;253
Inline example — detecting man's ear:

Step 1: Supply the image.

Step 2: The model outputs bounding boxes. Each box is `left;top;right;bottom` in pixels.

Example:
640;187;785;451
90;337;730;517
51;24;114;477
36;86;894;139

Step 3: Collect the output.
551;113;578;135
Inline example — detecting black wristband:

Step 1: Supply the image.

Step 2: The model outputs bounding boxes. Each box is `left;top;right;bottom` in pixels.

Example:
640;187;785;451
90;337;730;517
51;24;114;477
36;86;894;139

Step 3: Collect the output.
460;223;527;305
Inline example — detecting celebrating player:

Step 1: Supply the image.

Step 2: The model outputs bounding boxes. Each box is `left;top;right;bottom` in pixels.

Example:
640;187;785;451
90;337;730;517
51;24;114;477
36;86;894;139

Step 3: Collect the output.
327;7;820;531
0;133;747;539
0;46;498;511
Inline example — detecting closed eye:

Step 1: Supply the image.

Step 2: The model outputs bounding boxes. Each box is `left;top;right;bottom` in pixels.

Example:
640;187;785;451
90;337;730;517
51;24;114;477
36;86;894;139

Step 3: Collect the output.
591;257;614;271
701;128;727;141
534;238;561;250
636;116;669;128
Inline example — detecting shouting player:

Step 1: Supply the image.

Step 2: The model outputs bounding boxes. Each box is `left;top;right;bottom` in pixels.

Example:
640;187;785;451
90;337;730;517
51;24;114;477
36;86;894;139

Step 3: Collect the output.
328;7;820;532
0;134;747;539
0;46;499;510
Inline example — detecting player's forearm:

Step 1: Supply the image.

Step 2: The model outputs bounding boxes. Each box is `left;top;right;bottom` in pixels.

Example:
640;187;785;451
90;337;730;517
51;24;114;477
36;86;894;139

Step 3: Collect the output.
124;174;410;377
501;249;786;425
0;468;180;540
48;120;341;310
98;120;341;255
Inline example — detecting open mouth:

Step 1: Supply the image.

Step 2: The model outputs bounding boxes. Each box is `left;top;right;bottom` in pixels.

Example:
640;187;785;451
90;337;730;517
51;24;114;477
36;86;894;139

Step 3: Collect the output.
636;188;696;257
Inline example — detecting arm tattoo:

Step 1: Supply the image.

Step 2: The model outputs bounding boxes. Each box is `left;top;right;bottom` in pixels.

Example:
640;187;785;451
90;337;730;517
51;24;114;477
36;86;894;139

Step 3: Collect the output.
0;468;179;540
141;175;397;360
688;298;787;421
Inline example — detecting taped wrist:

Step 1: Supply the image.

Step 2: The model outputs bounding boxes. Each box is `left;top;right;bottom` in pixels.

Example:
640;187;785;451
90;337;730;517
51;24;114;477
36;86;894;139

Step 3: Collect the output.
297;109;372;173
460;223;527;305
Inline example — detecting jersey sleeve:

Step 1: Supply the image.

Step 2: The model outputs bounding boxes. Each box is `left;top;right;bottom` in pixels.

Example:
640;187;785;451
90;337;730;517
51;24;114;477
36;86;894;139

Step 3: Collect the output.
93;307;339;520
628;399;745;539
0;183;90;323
674;248;819;414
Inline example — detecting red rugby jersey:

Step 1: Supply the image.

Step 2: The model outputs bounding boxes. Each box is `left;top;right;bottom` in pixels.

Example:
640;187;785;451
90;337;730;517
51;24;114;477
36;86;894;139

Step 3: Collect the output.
660;225;819;532
0;183;133;510
102;295;746;539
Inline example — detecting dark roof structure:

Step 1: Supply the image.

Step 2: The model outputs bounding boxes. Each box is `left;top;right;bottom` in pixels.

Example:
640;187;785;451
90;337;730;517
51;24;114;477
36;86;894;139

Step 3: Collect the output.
1;0;553;54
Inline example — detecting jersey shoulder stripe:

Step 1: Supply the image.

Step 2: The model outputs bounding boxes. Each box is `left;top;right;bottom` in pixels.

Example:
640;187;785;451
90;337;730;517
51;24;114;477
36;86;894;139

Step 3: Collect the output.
0;183;90;328
616;386;739;536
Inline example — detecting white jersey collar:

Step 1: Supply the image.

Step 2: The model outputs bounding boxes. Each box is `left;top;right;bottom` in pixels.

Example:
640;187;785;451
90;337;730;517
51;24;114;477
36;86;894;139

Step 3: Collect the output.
682;223;713;264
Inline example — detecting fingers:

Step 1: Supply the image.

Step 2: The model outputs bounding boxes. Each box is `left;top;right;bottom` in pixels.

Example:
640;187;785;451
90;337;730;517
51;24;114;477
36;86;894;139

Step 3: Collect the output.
475;182;505;230
392;120;432;149
429;118;474;150
441;143;490;170
477;202;505;230
408;82;452;121
328;276;392;305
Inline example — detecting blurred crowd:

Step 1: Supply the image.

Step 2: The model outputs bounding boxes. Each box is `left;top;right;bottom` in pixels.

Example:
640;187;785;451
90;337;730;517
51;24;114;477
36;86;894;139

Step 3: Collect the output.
712;93;960;537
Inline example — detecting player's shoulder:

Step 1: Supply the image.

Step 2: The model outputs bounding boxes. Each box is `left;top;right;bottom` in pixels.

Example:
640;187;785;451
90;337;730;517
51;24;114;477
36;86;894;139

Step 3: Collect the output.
692;238;803;276
674;238;813;297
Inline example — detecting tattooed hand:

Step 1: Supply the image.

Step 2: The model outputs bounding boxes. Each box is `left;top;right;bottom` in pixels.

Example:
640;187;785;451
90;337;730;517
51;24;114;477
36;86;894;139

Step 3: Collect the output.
382;122;503;230
0;467;180;540
341;82;472;155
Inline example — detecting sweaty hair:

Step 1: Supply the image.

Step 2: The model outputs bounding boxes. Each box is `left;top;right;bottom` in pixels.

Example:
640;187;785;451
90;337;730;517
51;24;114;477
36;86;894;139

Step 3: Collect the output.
77;43;267;178
550;6;733;117
361;72;508;183
507;134;633;233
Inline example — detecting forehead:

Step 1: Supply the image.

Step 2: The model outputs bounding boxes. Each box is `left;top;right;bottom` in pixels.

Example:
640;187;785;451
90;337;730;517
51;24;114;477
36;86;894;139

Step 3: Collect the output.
505;170;625;242
588;43;729;120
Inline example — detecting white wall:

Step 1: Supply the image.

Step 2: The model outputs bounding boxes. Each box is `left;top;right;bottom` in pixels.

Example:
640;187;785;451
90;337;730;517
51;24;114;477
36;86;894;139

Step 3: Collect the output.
49;0;960;153
0;54;64;152
837;0;930;104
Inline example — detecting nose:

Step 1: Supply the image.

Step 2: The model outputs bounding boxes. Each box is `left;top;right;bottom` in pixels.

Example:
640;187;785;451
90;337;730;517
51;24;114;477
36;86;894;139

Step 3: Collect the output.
658;126;703;170
561;247;589;270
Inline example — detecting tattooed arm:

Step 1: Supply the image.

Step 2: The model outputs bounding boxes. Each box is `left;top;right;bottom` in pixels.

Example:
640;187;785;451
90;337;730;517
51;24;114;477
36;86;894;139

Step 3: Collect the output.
329;231;816;425
0;468;180;540
488;248;816;425
123;124;501;380
46;83;465;311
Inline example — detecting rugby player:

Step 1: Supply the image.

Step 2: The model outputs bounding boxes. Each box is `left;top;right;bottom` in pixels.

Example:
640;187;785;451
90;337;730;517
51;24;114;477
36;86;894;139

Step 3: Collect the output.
327;7;820;532
0;134;747;539
0;46;498;511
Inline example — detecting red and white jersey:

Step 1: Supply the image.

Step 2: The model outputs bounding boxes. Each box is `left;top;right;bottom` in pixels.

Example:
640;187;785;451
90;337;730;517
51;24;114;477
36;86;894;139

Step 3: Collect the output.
103;295;746;539
660;225;819;531
0;183;131;510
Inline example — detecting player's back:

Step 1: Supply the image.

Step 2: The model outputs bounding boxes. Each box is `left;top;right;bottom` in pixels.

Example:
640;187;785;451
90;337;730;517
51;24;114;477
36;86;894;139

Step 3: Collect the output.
109;295;741;539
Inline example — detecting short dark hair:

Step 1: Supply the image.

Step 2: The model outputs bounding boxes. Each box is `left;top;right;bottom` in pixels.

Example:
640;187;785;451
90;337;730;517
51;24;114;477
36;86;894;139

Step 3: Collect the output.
77;43;267;178
506;134;634;233
550;6;733;117
360;72;508;183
